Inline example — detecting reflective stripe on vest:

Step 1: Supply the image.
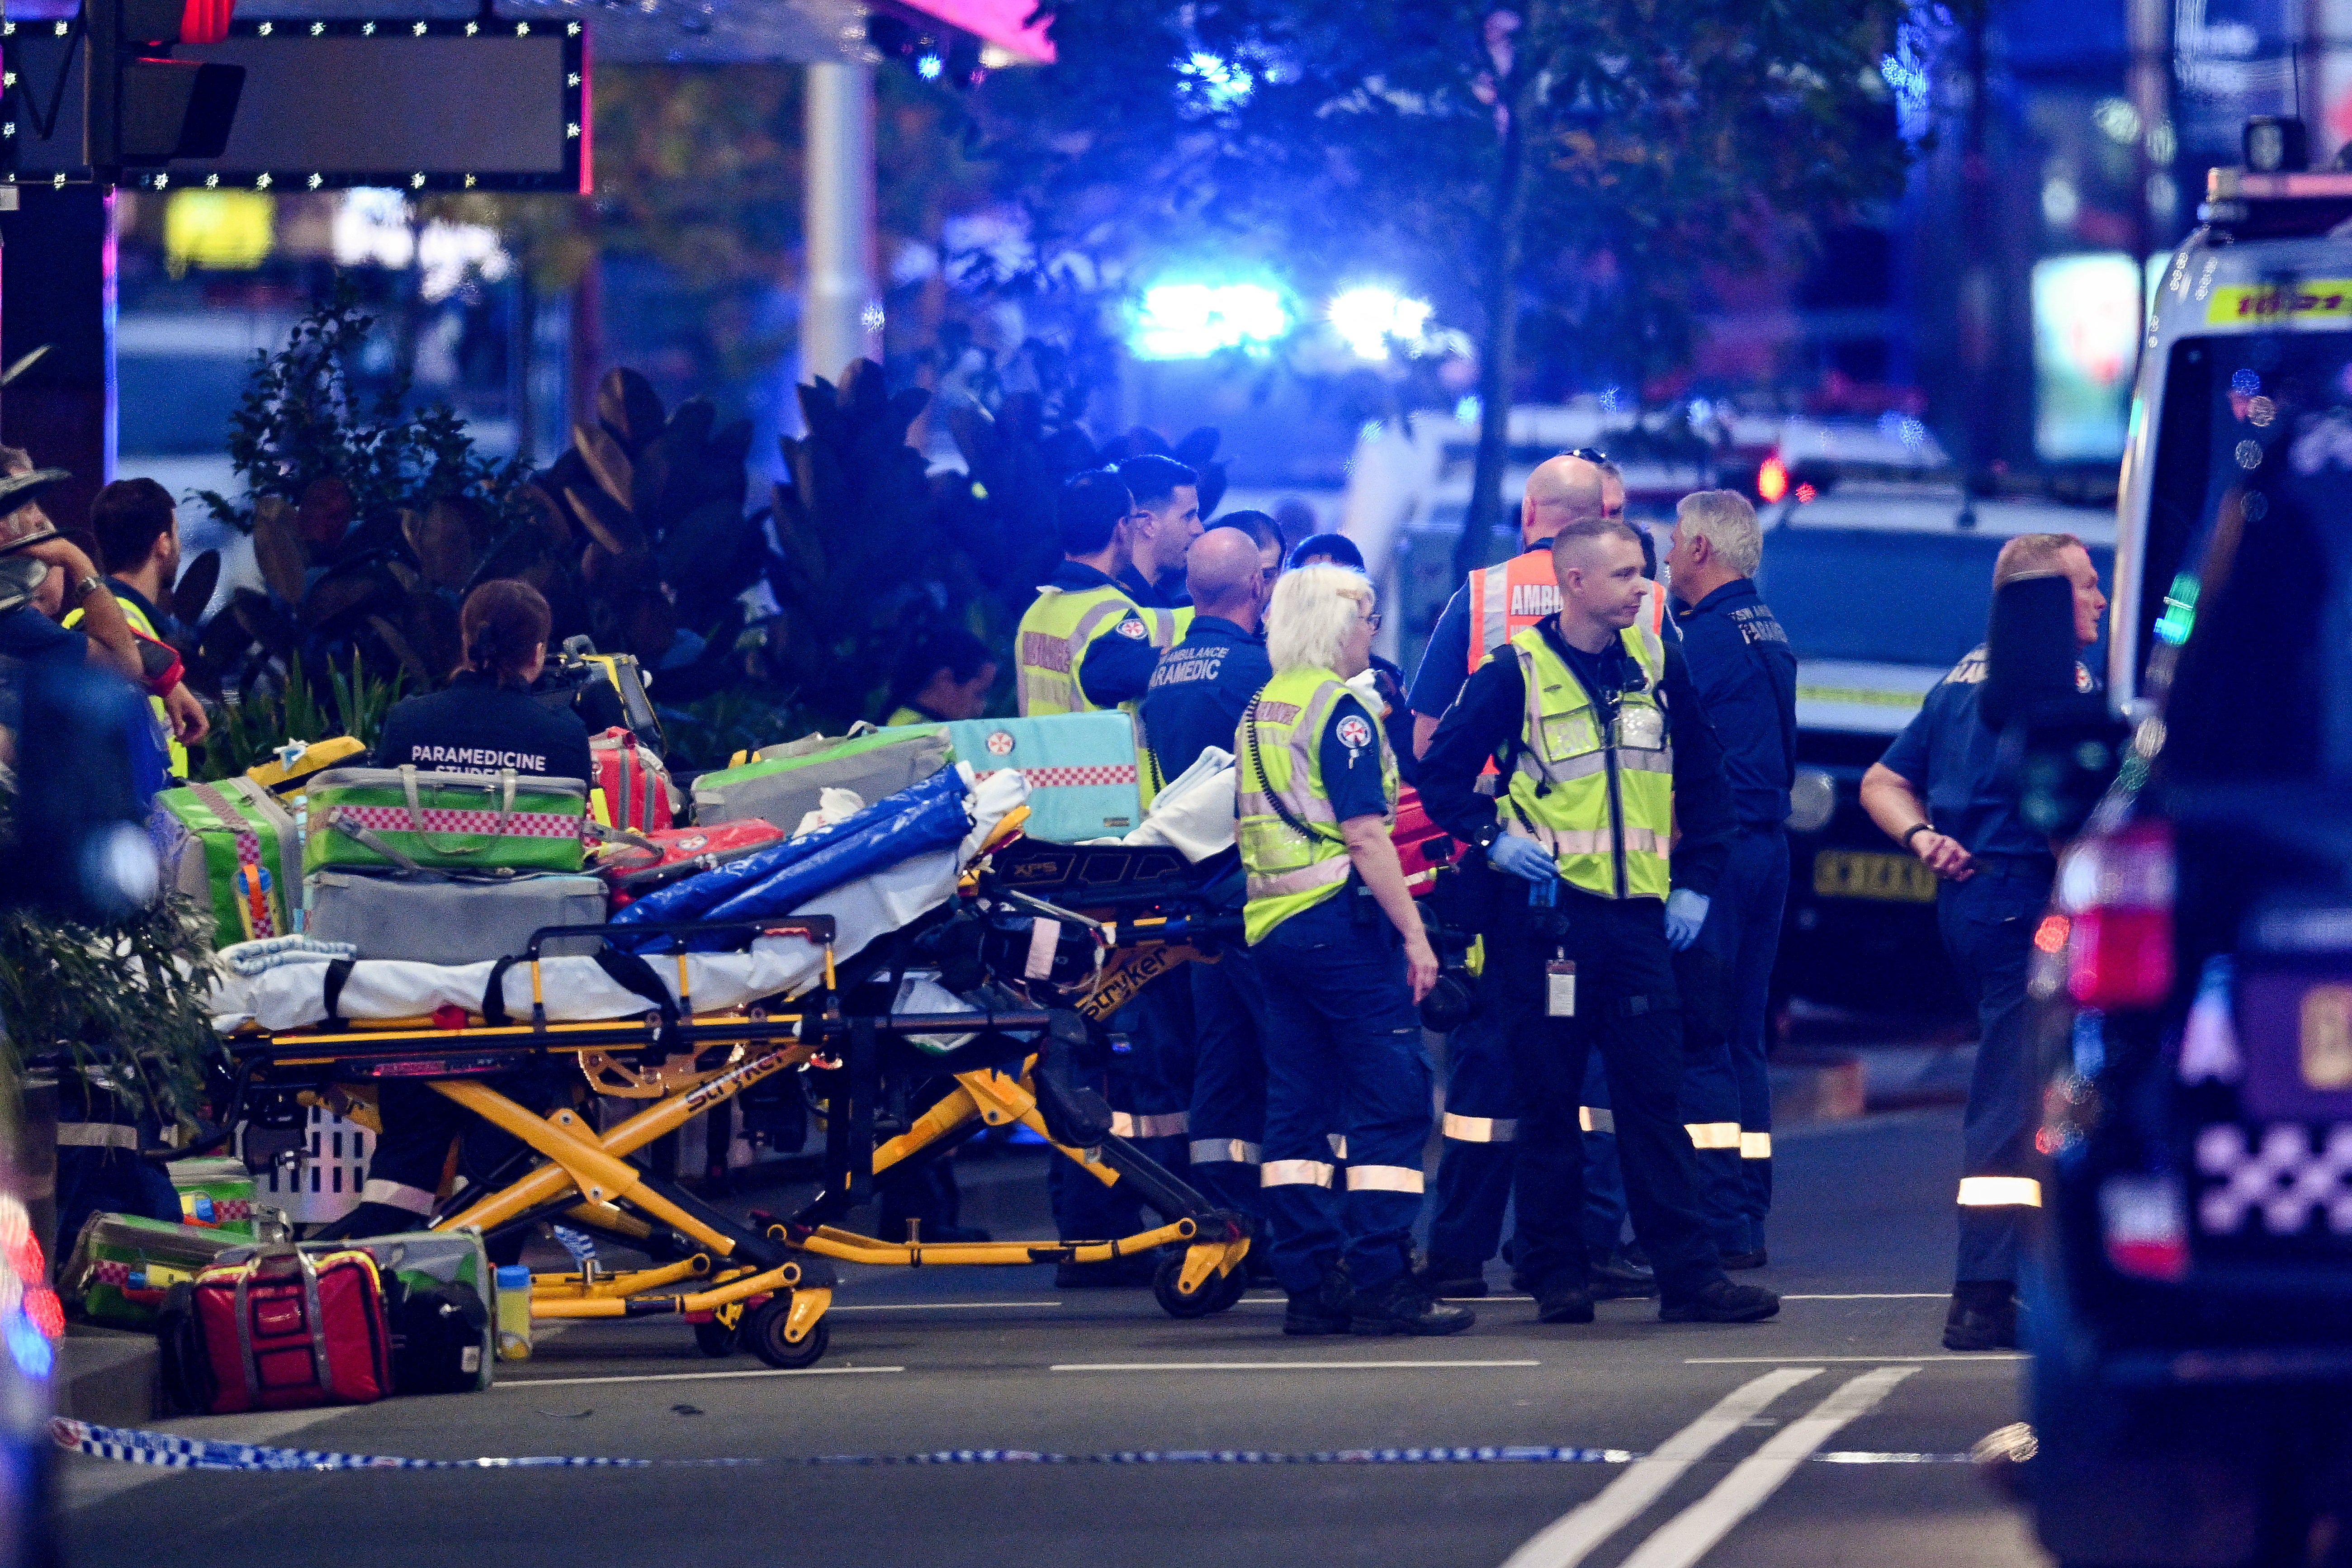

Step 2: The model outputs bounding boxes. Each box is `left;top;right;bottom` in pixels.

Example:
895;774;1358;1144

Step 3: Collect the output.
1500;622;1672;900
1014;583;1170;718
70;591;184;776
1466;550;1563;670
1237;665;1396;944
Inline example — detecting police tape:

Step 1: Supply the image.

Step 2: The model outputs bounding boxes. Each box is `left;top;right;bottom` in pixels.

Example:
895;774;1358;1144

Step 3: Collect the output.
54;1418;1975;1473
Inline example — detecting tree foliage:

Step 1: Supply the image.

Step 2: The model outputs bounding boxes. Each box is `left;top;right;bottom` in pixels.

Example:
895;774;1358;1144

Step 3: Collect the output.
977;0;1914;566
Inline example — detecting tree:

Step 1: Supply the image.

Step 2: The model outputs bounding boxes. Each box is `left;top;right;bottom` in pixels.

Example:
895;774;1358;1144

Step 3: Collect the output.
975;0;1913;577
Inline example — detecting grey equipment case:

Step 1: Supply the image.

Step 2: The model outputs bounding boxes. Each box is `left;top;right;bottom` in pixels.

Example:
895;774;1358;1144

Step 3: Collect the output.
303;869;607;963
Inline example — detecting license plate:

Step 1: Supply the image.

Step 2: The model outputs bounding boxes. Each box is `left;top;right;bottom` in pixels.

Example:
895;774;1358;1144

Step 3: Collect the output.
2302;984;2352;1090
2238;969;2352;1119
1812;849;1937;904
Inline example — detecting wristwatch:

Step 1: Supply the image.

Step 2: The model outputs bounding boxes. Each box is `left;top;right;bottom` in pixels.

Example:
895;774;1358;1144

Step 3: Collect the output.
1902;823;1933;849
1471;821;1505;852
70;574;104;604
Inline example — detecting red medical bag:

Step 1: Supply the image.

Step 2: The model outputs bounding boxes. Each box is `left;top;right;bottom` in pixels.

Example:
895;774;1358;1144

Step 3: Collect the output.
591;726;682;834
1391;786;1459;898
186;1247;392;1413
593;820;793;902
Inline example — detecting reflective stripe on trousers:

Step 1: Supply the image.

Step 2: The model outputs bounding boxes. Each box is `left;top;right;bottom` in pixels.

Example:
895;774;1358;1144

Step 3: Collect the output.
1578;1105;1616;1136
1190;1137;1261;1165
1741;1131;1772;1160
1442;1113;1517;1143
361;1178;438;1214
1685;1121;1742;1150
1263;1159;1335;1188
1345;1165;1424;1194
1957;1176;2042;1207
1111;1110;1190;1139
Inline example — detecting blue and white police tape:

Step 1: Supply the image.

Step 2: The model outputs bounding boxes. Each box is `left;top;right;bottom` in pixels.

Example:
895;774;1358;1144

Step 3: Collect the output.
54;1419;1975;1473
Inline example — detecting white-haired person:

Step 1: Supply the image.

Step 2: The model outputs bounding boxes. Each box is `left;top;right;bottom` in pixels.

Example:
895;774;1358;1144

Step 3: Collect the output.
1236;563;1472;1338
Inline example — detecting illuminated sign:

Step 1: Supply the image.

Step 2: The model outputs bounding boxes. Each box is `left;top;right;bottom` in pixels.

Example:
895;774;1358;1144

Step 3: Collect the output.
2033;252;2142;462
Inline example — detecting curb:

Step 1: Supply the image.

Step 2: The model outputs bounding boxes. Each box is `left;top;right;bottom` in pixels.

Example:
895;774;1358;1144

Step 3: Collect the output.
56;1325;159;1427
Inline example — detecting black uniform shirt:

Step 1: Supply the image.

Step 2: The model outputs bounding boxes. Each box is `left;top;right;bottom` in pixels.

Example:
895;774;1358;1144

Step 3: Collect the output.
1116;564;1192;610
1042;560;1161;709
1673;578;1797;829
377;669;594;782
1877;644;2089;860
1417;615;1737;896
1141;614;1271;782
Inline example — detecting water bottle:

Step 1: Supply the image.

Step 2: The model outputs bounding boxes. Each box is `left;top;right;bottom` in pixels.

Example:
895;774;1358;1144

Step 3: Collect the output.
496;1264;534;1361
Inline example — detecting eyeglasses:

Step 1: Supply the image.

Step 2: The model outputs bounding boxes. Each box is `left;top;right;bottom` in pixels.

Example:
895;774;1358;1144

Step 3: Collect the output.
1361;611;1384;631
1566;446;1608;464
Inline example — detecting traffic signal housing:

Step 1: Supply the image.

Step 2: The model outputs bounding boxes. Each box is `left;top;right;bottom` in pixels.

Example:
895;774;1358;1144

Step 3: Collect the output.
85;0;245;172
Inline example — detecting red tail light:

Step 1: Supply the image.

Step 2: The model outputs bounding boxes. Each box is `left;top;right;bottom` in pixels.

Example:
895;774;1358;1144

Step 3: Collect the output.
2059;820;2175;1010
1756;455;1789;503
181;0;235;45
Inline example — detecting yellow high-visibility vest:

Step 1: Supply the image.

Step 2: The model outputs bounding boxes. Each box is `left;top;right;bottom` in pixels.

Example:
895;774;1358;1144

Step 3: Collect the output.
1497;621;1672;899
1236;663;1396;944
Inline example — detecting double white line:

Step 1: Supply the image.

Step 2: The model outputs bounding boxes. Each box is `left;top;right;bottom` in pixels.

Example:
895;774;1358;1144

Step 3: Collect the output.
1500;1365;1918;1568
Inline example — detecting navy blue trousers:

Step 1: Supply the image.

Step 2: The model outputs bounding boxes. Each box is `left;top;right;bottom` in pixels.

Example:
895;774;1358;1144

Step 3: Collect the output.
1187;944;1269;1221
1937;858;2052;1284
1255;898;1433;1293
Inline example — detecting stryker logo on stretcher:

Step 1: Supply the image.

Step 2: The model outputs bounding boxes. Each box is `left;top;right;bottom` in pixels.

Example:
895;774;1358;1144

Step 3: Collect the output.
1510;584;1562;617
405;746;551;773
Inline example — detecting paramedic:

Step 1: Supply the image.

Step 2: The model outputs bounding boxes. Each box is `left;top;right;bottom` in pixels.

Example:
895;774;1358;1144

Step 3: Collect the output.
883;625;998;726
1141;527;1274;1232
1013;470;1174;718
84;477;210;772
1241;563;1470;1337
376;579;592;784
1113;453;1203;609
333;580;591;1251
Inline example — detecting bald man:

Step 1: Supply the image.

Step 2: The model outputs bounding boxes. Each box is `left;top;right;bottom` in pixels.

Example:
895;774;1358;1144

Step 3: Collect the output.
1138;526;1278;1234
1406;454;1608;755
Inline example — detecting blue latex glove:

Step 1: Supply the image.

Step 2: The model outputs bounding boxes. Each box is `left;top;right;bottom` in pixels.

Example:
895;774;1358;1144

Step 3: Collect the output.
1663;888;1712;951
1486;833;1557;885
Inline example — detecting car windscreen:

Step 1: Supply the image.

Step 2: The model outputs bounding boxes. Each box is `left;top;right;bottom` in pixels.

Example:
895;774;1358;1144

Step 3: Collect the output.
2156;332;2352;784
1755;526;2114;668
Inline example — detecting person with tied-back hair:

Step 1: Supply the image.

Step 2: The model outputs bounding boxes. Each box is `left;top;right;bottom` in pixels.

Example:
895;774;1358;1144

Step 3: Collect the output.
330;580;591;1251
375;579;592;783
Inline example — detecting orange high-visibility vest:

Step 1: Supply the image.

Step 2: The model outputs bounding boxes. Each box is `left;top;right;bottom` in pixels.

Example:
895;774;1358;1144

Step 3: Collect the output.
1464;547;1667;672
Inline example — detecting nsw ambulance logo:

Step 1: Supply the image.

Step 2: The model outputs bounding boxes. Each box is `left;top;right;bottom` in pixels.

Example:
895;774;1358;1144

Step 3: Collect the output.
986;730;1017;757
1335;714;1374;749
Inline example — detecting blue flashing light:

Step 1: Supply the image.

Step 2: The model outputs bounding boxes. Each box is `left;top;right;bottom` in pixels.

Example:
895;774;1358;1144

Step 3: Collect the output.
1129;280;1291;360
916;52;943;80
2231;369;2260;395
4;1311;52;1381
1178;51;1255;110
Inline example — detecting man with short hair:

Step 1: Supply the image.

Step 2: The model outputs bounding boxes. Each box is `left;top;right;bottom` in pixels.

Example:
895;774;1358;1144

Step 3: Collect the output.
1112;453;1202;609
82;477;209;772
1861;532;2106;1352
1141;528;1277;1234
0;460;141;684
1013;469;1177;719
1406;453;1607;758
1666;490;1796;1267
1418;516;1777;1326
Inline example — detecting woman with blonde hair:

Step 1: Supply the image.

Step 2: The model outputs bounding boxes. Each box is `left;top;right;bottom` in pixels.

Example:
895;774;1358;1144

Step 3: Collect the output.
1235;563;1470;1338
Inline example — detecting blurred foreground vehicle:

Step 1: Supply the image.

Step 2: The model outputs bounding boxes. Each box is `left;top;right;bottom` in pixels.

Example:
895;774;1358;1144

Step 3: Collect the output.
2021;119;2352;1565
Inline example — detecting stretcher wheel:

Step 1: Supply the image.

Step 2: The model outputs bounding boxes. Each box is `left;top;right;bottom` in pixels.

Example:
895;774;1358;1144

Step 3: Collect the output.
1154;1250;1247;1319
744;1295;829;1369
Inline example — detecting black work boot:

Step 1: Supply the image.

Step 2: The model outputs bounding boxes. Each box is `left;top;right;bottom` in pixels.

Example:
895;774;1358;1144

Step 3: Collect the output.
1660;1279;1781;1323
1349;1273;1476;1336
1588;1251;1657;1299
1415;1253;1489;1299
1942;1281;2018;1351
1533;1280;1596;1324
1283;1269;1353;1336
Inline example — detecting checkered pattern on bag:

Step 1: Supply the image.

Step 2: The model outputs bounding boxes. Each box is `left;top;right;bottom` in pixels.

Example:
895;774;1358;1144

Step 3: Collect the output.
329;805;583;838
86;1260;133;1287
186;782;275;938
972;764;1138;789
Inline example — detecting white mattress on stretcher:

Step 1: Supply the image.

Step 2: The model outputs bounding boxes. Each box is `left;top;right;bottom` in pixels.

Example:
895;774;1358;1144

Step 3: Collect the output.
210;769;1031;1035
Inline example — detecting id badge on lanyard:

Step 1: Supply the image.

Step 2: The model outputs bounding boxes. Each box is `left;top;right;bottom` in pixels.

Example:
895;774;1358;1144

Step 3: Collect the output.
1546;950;1576;1018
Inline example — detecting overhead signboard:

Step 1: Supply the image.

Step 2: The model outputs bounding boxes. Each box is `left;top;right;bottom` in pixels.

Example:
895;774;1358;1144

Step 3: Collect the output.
891;0;1052;62
2;16;587;191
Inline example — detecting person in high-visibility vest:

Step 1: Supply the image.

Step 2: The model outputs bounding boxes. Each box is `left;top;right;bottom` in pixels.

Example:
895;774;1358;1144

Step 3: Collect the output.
78;478;209;776
1418;516;1779;1328
1860;533;2106;1352
1111;452;1203;615
1237;563;1471;1338
1013;469;1180;719
880;625;997;728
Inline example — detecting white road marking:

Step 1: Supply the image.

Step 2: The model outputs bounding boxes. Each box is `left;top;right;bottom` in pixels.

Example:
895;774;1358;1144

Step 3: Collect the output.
1050;1360;1540;1373
1498;1367;1823;1568
832;1300;1062;1311
1614;1366;1919;1568
496;1366;906;1388
1685;1354;2025;1364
